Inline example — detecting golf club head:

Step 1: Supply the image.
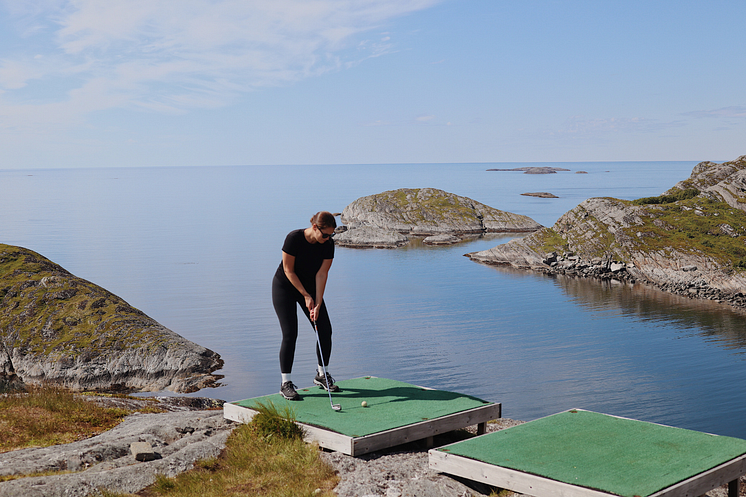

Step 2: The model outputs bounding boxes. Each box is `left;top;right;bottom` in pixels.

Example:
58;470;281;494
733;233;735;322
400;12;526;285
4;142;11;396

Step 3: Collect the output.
332;404;342;411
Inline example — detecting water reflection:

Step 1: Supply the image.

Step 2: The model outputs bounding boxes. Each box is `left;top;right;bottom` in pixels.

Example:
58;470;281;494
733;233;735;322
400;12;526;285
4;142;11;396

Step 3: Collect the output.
475;264;746;437
549;274;746;353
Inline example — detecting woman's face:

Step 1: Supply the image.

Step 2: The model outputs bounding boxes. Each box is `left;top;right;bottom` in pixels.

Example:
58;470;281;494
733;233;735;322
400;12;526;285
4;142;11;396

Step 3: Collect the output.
314;225;335;243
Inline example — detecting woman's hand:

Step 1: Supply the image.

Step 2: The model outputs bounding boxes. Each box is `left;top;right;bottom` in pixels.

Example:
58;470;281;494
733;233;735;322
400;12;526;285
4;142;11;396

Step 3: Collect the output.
305;295;316;319
310;303;323;322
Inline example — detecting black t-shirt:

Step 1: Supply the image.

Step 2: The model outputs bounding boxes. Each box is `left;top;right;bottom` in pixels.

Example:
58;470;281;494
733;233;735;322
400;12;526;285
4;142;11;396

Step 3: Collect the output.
274;229;334;290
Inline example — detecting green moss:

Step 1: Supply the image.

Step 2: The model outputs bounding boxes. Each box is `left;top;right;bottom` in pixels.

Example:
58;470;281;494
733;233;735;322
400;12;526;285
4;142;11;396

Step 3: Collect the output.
0;244;166;358
621;198;746;270
382;188;482;224
530;228;568;254
631;188;700;206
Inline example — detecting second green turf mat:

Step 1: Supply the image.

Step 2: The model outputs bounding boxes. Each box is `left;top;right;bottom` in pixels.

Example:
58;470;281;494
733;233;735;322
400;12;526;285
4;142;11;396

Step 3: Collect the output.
435;409;746;497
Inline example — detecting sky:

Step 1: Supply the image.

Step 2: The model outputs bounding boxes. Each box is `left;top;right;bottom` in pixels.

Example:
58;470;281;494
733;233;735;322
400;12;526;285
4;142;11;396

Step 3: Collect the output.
0;0;744;169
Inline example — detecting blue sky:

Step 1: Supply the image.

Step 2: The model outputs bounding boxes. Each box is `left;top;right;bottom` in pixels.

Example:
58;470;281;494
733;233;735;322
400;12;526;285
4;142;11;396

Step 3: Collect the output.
0;0;744;169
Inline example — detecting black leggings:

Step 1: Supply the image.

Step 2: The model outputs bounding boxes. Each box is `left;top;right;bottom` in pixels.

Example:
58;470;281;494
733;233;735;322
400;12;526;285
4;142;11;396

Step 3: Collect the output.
272;276;332;374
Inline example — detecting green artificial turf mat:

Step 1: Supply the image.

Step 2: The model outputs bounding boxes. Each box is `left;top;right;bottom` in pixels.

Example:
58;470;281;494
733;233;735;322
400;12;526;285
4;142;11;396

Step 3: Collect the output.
232;377;492;437
438;409;746;497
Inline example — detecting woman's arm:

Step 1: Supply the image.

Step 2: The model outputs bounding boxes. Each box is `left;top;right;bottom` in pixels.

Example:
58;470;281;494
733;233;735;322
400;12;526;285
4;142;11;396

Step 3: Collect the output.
282;251;315;313
312;258;333;322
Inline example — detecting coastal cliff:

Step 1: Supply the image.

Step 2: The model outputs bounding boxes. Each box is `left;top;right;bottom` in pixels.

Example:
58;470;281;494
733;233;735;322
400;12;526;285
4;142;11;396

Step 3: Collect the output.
466;156;746;308
337;188;542;247
0;244;223;393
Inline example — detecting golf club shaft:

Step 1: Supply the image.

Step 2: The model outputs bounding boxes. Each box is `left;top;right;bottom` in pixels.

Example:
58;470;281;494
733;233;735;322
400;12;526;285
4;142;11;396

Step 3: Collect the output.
312;320;339;410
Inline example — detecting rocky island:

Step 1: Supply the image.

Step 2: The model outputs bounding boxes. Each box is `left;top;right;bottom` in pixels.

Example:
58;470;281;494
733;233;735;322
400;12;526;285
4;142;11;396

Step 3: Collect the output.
487;166;571;174
0;244;223;393
336;188;542;247
467;156;746;310
521;192;558;198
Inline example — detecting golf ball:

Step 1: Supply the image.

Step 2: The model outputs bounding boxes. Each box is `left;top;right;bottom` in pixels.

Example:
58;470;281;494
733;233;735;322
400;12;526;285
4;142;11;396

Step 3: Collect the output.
361;401;368;407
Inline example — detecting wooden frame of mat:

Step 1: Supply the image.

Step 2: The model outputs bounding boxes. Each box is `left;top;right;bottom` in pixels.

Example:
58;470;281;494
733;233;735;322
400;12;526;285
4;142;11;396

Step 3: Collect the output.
224;401;501;456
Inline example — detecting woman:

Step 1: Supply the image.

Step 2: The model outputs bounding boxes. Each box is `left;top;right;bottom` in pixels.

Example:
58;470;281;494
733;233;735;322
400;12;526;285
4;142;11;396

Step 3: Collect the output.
272;211;338;400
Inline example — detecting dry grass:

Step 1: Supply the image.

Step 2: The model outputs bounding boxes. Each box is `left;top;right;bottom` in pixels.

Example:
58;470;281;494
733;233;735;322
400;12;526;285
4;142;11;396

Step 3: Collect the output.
0;385;130;453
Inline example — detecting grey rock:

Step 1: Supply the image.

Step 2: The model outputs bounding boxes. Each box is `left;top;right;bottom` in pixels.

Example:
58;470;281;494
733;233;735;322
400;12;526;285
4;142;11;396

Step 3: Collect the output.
719;223;739;237
334;225;410;248
521;192;558;198
130;441;156;461
465;156;746;311
341;188;542;238
486;167;571;174
0;244;223;394
610;263;626;272
322;418;526;497
423;234;461;245
0;410;234;497
323;451;482;497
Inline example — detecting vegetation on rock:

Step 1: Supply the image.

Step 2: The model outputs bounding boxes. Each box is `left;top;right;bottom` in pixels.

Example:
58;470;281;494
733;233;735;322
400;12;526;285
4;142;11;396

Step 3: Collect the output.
631;188;700;206
467;156;746;306
341;187;542;236
0;386;131;456
104;402;338;497
0;244;223;393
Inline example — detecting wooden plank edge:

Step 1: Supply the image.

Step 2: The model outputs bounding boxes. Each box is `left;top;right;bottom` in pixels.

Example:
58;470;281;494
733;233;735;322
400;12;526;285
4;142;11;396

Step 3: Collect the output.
429;447;746;497
224;402;355;455
350;402;502;456
223;401;256;423
648;453;746;497
428;450;617;497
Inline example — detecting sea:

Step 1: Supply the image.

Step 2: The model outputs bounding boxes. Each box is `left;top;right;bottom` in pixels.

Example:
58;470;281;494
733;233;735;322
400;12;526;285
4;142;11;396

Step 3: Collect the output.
2;161;746;439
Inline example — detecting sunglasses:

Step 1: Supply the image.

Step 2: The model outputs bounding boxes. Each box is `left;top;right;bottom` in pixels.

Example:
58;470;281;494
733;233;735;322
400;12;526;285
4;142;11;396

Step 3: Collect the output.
316;226;335;238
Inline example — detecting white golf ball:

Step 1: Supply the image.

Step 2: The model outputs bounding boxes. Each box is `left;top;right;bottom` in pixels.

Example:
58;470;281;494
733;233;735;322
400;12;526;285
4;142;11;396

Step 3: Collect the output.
361;401;368;407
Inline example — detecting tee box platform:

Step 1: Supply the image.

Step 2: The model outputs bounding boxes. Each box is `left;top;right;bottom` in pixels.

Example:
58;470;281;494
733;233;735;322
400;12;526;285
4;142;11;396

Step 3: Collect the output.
224;376;501;456
429;409;746;497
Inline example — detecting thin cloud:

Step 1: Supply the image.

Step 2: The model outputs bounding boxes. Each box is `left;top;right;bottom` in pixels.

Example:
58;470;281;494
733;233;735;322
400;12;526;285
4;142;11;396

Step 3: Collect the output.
683;106;746;119
548;115;686;137
360;114;455;127
0;0;441;127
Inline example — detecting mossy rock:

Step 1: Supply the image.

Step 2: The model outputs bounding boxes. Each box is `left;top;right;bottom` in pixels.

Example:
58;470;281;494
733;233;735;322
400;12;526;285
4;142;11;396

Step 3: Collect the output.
466;156;746;299
340;188;542;236
0;244;223;393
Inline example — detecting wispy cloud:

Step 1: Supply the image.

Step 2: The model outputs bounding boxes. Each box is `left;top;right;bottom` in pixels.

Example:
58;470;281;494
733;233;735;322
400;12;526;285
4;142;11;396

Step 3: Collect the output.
360;113;445;127
0;0;440;127
683;106;746;119
547;115;686;137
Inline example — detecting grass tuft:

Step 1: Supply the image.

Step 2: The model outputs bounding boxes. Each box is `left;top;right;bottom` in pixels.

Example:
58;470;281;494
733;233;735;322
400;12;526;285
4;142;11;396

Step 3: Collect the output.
131;407;338;497
250;400;305;440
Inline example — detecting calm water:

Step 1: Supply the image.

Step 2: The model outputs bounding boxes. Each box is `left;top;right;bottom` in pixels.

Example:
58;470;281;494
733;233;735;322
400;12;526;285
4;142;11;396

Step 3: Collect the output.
3;161;746;438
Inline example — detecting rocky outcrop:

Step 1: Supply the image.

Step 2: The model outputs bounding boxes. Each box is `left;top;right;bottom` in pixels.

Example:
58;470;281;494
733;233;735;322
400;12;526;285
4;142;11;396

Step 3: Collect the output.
0;408;233;497
467;156;746;310
338;188;542;247
333;225;409;249
0;244;223;393
487;167;571;174
521;192;558;198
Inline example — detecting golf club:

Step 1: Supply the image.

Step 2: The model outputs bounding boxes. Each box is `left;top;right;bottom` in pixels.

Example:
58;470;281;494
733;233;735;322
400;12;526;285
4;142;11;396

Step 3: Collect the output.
312;320;341;411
